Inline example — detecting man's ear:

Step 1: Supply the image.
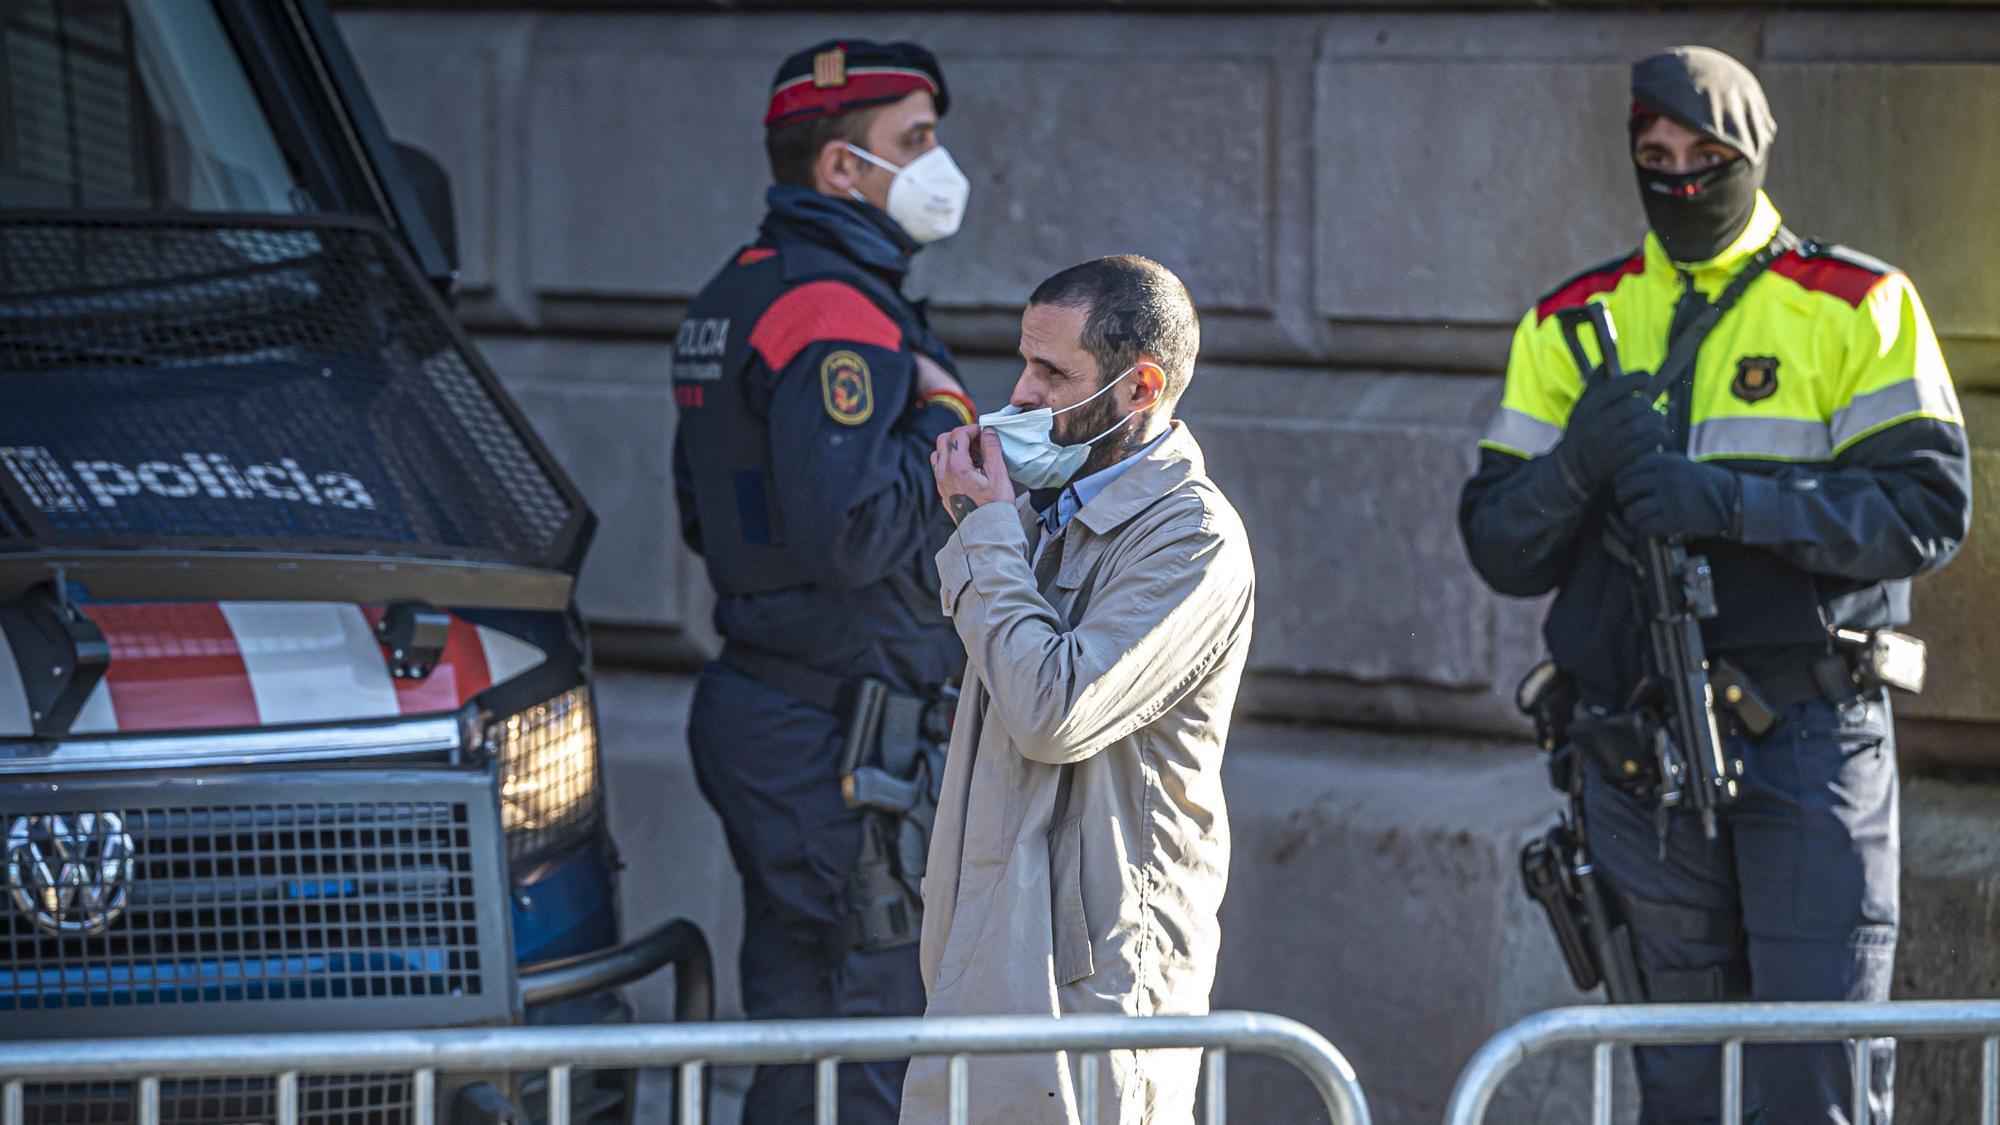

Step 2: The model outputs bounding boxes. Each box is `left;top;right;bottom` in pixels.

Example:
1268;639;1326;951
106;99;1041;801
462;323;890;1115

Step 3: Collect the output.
1130;360;1168;409
814;140;859;197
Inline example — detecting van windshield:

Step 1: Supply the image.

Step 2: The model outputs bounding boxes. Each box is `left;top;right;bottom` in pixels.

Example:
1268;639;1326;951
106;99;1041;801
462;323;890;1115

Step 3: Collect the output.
0;213;589;609
1;0;305;212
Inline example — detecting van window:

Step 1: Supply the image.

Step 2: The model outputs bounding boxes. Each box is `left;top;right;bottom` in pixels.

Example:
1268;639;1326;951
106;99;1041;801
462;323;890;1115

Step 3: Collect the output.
0;0;305;211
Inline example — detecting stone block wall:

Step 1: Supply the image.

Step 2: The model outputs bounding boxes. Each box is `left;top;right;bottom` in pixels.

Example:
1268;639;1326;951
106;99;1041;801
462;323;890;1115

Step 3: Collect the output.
339;4;2000;737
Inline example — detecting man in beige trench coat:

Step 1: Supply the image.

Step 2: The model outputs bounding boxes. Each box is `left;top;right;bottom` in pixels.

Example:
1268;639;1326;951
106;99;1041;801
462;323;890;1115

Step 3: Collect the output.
904;255;1256;1124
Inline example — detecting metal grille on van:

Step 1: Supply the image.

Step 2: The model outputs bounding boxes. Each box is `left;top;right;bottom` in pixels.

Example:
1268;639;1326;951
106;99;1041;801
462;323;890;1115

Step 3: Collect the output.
0;770;514;1037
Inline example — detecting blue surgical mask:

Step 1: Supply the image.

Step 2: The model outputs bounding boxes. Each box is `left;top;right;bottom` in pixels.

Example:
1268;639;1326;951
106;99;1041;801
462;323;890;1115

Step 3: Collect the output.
977;366;1139;490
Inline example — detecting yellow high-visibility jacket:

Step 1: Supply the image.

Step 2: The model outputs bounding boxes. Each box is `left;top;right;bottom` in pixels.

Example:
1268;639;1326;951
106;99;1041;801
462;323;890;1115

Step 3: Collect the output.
1460;192;1972;703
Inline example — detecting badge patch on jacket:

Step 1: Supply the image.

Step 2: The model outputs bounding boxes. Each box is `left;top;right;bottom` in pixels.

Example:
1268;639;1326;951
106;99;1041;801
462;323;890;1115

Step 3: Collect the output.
821;350;874;425
1732;356;1780;403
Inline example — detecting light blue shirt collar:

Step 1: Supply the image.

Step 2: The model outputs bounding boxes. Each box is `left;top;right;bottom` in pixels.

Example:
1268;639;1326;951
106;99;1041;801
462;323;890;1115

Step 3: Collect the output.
1037;430;1170;549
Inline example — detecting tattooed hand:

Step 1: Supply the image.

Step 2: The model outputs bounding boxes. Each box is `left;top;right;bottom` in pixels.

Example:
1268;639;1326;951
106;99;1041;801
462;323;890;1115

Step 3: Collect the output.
932;424;1015;524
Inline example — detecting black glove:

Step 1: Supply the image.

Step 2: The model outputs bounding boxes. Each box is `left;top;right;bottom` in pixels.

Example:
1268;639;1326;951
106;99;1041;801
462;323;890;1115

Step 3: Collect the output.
1552;372;1669;492
1613;451;1742;539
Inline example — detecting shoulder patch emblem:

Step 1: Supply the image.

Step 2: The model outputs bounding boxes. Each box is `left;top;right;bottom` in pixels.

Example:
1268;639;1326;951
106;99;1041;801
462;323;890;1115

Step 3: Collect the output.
821;350;874;426
1732;356;1780;403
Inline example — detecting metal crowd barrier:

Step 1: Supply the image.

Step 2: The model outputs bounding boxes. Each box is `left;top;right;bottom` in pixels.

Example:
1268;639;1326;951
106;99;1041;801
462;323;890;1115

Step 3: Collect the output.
0;1010;1369;1125
1444;1000;2000;1125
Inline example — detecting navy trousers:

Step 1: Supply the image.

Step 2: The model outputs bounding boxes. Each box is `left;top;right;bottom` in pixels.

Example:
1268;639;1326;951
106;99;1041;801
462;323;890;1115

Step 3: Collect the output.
1583;694;1899;1125
687;662;926;1125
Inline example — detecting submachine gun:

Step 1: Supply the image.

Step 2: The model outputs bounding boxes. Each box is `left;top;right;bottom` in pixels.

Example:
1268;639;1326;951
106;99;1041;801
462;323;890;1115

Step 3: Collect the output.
833;677;955;953
1556;301;1739;840
1518;301;1746;1003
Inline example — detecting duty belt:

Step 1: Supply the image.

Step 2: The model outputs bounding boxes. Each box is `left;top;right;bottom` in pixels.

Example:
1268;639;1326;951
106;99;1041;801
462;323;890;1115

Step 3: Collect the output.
720;640;848;713
1735;653;1867;715
1562;651;1871;792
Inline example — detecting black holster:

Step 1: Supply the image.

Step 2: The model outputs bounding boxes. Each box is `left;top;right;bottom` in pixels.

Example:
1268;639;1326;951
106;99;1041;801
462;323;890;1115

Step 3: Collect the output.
1569;709;1662;792
1521;818;1645;1003
1520;825;1601;993
832;677;954;955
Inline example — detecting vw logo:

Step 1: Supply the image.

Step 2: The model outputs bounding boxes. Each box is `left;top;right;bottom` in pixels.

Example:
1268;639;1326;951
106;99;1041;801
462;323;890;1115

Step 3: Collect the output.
6;813;135;935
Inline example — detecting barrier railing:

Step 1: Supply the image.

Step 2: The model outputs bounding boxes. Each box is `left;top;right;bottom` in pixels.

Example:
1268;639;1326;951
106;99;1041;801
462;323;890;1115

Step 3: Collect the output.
1444;1000;2000;1125
0;1010;1369;1125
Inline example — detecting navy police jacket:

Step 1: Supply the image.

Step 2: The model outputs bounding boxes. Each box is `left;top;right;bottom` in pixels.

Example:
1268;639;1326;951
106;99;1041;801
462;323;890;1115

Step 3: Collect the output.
672;187;967;695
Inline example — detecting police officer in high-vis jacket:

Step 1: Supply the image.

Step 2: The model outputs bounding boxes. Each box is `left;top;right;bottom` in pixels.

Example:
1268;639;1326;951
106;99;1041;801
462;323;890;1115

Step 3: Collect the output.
1461;47;1970;1123
671;40;975;1124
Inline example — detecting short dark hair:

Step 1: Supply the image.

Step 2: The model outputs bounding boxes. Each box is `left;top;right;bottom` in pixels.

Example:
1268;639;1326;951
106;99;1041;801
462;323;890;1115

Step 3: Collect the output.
765;107;882;188
1028;255;1201;400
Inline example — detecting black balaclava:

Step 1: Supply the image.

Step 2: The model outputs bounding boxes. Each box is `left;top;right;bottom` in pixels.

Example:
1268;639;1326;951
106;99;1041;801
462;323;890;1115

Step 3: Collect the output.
1630;46;1777;264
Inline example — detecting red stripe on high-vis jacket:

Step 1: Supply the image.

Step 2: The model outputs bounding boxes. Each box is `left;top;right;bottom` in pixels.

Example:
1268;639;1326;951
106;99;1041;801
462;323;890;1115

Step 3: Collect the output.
1768;252;1889;308
1535;252;1647;324
86;602;260;731
359;606;493;715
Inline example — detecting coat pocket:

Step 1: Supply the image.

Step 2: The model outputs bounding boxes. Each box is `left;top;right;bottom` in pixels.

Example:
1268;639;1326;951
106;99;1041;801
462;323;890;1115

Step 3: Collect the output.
1048;815;1095;986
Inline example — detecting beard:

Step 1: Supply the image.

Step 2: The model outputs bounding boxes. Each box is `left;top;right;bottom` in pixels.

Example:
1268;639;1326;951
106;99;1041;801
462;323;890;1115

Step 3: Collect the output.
1051;389;1137;481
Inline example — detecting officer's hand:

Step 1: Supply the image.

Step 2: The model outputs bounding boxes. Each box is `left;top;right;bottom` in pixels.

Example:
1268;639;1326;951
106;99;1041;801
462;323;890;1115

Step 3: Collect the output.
914;353;967;401
1554;372;1669;491
932;424;1014;525
1613;451;1742;540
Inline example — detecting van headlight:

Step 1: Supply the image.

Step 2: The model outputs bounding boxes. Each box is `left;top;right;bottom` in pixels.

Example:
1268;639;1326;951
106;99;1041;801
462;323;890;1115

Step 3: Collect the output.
492;686;603;862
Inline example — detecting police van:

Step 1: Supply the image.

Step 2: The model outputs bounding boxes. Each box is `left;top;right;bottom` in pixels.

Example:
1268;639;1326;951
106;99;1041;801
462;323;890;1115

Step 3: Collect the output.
0;0;706;1120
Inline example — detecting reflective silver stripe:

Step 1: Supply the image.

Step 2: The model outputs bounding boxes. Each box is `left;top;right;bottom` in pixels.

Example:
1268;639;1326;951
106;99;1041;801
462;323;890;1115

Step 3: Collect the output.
0;715;463;774
1480;408;1563;457
1830;377;1963;451
1688;416;1832;462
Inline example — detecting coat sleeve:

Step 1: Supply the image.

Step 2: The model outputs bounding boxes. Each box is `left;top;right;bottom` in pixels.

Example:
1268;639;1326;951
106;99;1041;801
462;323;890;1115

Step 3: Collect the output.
935;498;1255;767
1735;273;1973;581
1458;308;1598;597
753;280;964;590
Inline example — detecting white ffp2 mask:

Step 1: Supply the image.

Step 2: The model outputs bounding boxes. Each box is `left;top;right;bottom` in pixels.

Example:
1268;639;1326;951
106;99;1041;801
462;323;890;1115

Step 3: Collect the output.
845;143;970;244
976;367;1140;490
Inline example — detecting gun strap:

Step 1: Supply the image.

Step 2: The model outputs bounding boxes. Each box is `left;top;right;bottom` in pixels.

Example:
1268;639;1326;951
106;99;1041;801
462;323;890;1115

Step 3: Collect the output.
1599;513;1640;573
1593;232;1797;560
1642;228;1798;405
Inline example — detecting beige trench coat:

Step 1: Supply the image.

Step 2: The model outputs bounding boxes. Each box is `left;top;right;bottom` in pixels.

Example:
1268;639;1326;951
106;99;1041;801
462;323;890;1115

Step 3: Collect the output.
900;422;1255;1125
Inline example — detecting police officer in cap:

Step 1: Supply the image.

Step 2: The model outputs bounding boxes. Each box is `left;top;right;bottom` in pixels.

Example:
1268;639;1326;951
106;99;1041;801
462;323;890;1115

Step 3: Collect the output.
1462;46;1970;1122
671;40;973;1123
